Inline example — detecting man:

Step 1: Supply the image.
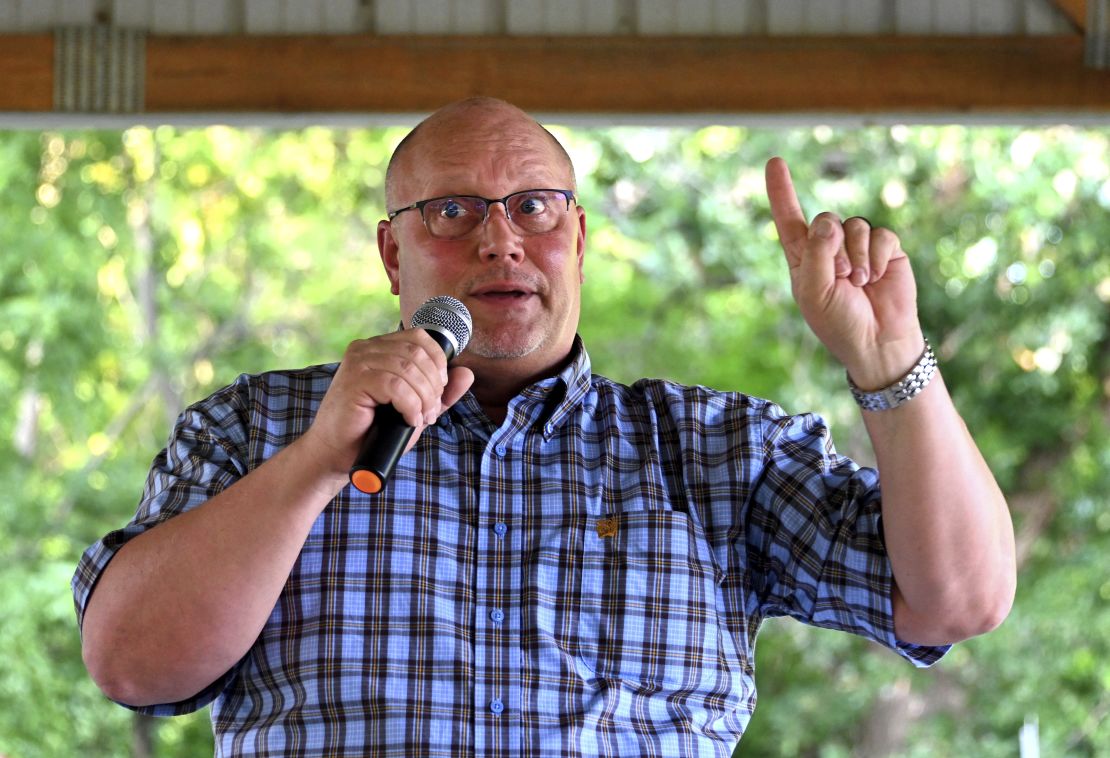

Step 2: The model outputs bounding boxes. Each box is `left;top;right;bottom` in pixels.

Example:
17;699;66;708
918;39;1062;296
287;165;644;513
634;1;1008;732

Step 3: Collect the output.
74;97;1016;756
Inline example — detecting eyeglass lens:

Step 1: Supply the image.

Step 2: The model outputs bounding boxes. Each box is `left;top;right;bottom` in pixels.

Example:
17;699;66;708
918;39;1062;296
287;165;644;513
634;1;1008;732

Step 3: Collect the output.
422;190;570;239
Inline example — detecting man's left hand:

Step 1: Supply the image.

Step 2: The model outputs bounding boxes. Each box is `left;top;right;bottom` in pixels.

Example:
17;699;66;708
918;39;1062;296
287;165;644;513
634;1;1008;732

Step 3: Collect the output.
765;156;925;389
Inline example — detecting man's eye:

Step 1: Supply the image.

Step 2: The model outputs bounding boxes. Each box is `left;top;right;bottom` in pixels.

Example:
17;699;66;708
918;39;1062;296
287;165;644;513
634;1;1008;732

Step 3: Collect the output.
439;201;467;219
518;196;548;215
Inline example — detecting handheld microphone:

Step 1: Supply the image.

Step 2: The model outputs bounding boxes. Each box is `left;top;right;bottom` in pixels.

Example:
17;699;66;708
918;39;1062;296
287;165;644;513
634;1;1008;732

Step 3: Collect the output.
348;296;473;495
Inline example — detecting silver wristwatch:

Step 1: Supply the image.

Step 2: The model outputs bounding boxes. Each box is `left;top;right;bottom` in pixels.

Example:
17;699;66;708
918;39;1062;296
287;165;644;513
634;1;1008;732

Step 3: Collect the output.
847;339;938;411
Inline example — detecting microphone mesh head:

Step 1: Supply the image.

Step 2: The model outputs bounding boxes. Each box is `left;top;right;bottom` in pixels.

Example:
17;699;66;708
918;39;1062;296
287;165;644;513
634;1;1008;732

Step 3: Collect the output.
410;296;473;357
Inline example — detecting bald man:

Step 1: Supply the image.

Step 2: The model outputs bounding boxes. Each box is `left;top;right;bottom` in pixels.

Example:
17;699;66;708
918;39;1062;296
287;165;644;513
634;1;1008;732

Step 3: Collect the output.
75;98;1014;756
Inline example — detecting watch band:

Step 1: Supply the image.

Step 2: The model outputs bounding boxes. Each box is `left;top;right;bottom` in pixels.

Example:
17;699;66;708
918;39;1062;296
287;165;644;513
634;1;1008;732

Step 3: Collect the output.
848;339;938;411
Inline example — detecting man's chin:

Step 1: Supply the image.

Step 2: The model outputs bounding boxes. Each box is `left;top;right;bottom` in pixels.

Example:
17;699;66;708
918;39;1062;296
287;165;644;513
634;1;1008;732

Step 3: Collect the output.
466;338;539;361
465;324;551;359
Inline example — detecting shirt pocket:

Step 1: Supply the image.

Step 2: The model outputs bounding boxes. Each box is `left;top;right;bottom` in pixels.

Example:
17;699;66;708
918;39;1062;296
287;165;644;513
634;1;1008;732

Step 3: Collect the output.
551;509;727;689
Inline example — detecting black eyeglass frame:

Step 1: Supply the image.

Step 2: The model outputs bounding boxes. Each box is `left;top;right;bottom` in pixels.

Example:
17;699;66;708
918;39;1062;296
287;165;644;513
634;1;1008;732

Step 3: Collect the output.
386;188;577;238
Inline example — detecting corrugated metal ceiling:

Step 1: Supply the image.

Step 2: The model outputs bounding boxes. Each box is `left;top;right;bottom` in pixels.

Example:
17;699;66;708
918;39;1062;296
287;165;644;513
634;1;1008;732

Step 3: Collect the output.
0;0;1078;36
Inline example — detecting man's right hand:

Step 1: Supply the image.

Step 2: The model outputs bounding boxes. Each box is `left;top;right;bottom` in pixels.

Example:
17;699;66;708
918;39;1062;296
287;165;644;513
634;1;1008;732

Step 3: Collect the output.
297;329;475;490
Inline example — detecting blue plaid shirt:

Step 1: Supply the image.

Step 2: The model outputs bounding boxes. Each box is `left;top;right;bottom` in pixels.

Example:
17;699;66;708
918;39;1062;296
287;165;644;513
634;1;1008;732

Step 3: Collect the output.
73;337;947;756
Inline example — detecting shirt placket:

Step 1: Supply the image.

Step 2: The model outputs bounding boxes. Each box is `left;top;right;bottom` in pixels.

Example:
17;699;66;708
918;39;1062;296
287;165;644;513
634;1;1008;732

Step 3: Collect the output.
473;424;524;754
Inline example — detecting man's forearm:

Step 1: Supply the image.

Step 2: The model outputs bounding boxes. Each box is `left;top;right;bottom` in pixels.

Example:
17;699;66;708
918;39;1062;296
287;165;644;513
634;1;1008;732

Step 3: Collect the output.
80;437;346;706
862;373;1016;645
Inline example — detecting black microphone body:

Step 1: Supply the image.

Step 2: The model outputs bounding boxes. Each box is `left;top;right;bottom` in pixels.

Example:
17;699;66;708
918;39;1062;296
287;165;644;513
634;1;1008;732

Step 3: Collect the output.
349;297;472;494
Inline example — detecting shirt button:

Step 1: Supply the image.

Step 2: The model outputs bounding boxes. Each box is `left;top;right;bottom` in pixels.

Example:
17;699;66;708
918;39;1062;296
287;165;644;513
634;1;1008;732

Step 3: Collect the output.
489;608;505;624
494;444;507;457
493;522;508;537
489;698;504;715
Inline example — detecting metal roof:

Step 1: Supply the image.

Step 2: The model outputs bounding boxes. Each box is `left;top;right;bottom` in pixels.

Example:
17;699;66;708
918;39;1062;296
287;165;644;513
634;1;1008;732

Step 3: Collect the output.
0;0;1083;36
0;0;1106;124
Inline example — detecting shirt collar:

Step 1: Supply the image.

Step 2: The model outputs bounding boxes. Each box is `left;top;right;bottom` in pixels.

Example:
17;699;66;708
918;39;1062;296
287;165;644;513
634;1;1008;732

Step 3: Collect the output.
443;335;593;436
530;335;592;437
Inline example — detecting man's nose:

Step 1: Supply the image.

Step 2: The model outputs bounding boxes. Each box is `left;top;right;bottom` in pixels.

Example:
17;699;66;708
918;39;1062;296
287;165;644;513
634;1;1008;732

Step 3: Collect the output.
477;203;525;260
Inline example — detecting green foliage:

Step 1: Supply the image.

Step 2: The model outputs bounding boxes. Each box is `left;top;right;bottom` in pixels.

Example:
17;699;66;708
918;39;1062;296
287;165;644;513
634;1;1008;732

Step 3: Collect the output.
1;122;1107;757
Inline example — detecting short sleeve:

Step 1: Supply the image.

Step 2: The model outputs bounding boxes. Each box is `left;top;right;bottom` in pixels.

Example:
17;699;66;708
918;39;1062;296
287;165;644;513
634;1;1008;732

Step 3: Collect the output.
744;402;948;668
71;379;253;715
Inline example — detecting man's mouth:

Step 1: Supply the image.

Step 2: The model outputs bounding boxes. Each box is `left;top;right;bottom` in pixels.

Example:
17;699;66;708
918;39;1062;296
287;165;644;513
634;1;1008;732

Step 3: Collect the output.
477;290;529;299
470;283;537;302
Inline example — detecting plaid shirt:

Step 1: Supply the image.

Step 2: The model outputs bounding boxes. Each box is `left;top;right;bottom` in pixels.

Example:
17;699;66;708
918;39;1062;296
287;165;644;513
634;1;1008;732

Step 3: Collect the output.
73;337;947;757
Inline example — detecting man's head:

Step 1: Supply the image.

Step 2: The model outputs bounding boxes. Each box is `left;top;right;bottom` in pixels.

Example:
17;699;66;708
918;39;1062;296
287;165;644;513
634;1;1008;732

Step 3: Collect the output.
378;97;586;383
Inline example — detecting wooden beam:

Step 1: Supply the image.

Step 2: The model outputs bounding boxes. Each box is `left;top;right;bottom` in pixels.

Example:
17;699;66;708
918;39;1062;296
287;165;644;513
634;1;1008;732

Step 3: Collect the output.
0;34;54;111
1048;0;1087;32
146;35;1110;116
2;34;1109;118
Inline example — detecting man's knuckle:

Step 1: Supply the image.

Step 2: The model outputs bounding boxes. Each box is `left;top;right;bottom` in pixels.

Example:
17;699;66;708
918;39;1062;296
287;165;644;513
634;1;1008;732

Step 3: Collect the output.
384;374;407;394
873;228;899;246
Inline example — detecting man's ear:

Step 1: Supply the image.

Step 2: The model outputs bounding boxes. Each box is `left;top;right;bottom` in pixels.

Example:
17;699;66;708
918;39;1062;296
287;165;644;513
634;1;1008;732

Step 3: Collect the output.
377;220;401;296
575;205;587;283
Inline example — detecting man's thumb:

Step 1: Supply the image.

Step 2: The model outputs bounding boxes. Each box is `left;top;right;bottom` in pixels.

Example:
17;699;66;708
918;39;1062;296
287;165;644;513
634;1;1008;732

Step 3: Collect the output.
441;366;475;411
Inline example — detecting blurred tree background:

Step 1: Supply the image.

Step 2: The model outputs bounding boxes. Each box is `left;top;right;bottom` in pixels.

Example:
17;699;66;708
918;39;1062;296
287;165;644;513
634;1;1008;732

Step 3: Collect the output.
0;121;1107;757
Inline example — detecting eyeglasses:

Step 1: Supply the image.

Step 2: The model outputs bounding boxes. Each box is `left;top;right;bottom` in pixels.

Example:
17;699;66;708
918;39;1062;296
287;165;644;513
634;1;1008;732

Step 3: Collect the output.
387;189;576;240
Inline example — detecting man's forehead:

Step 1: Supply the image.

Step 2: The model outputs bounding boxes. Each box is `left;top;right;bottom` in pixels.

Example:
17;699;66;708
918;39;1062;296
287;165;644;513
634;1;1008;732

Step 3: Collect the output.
386;99;575;203
417;115;556;155
413;152;567;197
395;131;570;193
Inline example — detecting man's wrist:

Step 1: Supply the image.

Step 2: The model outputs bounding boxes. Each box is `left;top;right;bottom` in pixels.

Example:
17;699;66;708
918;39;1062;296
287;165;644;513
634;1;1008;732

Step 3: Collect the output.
847;338;938;412
285;433;355;501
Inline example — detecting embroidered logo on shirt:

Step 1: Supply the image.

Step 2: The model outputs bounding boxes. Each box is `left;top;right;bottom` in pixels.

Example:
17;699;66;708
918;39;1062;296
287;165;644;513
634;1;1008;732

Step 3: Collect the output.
596;517;618;538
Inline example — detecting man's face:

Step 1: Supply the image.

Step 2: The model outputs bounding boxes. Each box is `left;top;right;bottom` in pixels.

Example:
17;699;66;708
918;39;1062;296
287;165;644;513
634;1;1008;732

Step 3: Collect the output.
378;108;586;378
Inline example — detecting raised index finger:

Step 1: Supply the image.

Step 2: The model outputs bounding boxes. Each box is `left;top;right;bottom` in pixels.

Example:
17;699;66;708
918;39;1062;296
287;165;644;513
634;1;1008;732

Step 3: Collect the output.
765;157;809;267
